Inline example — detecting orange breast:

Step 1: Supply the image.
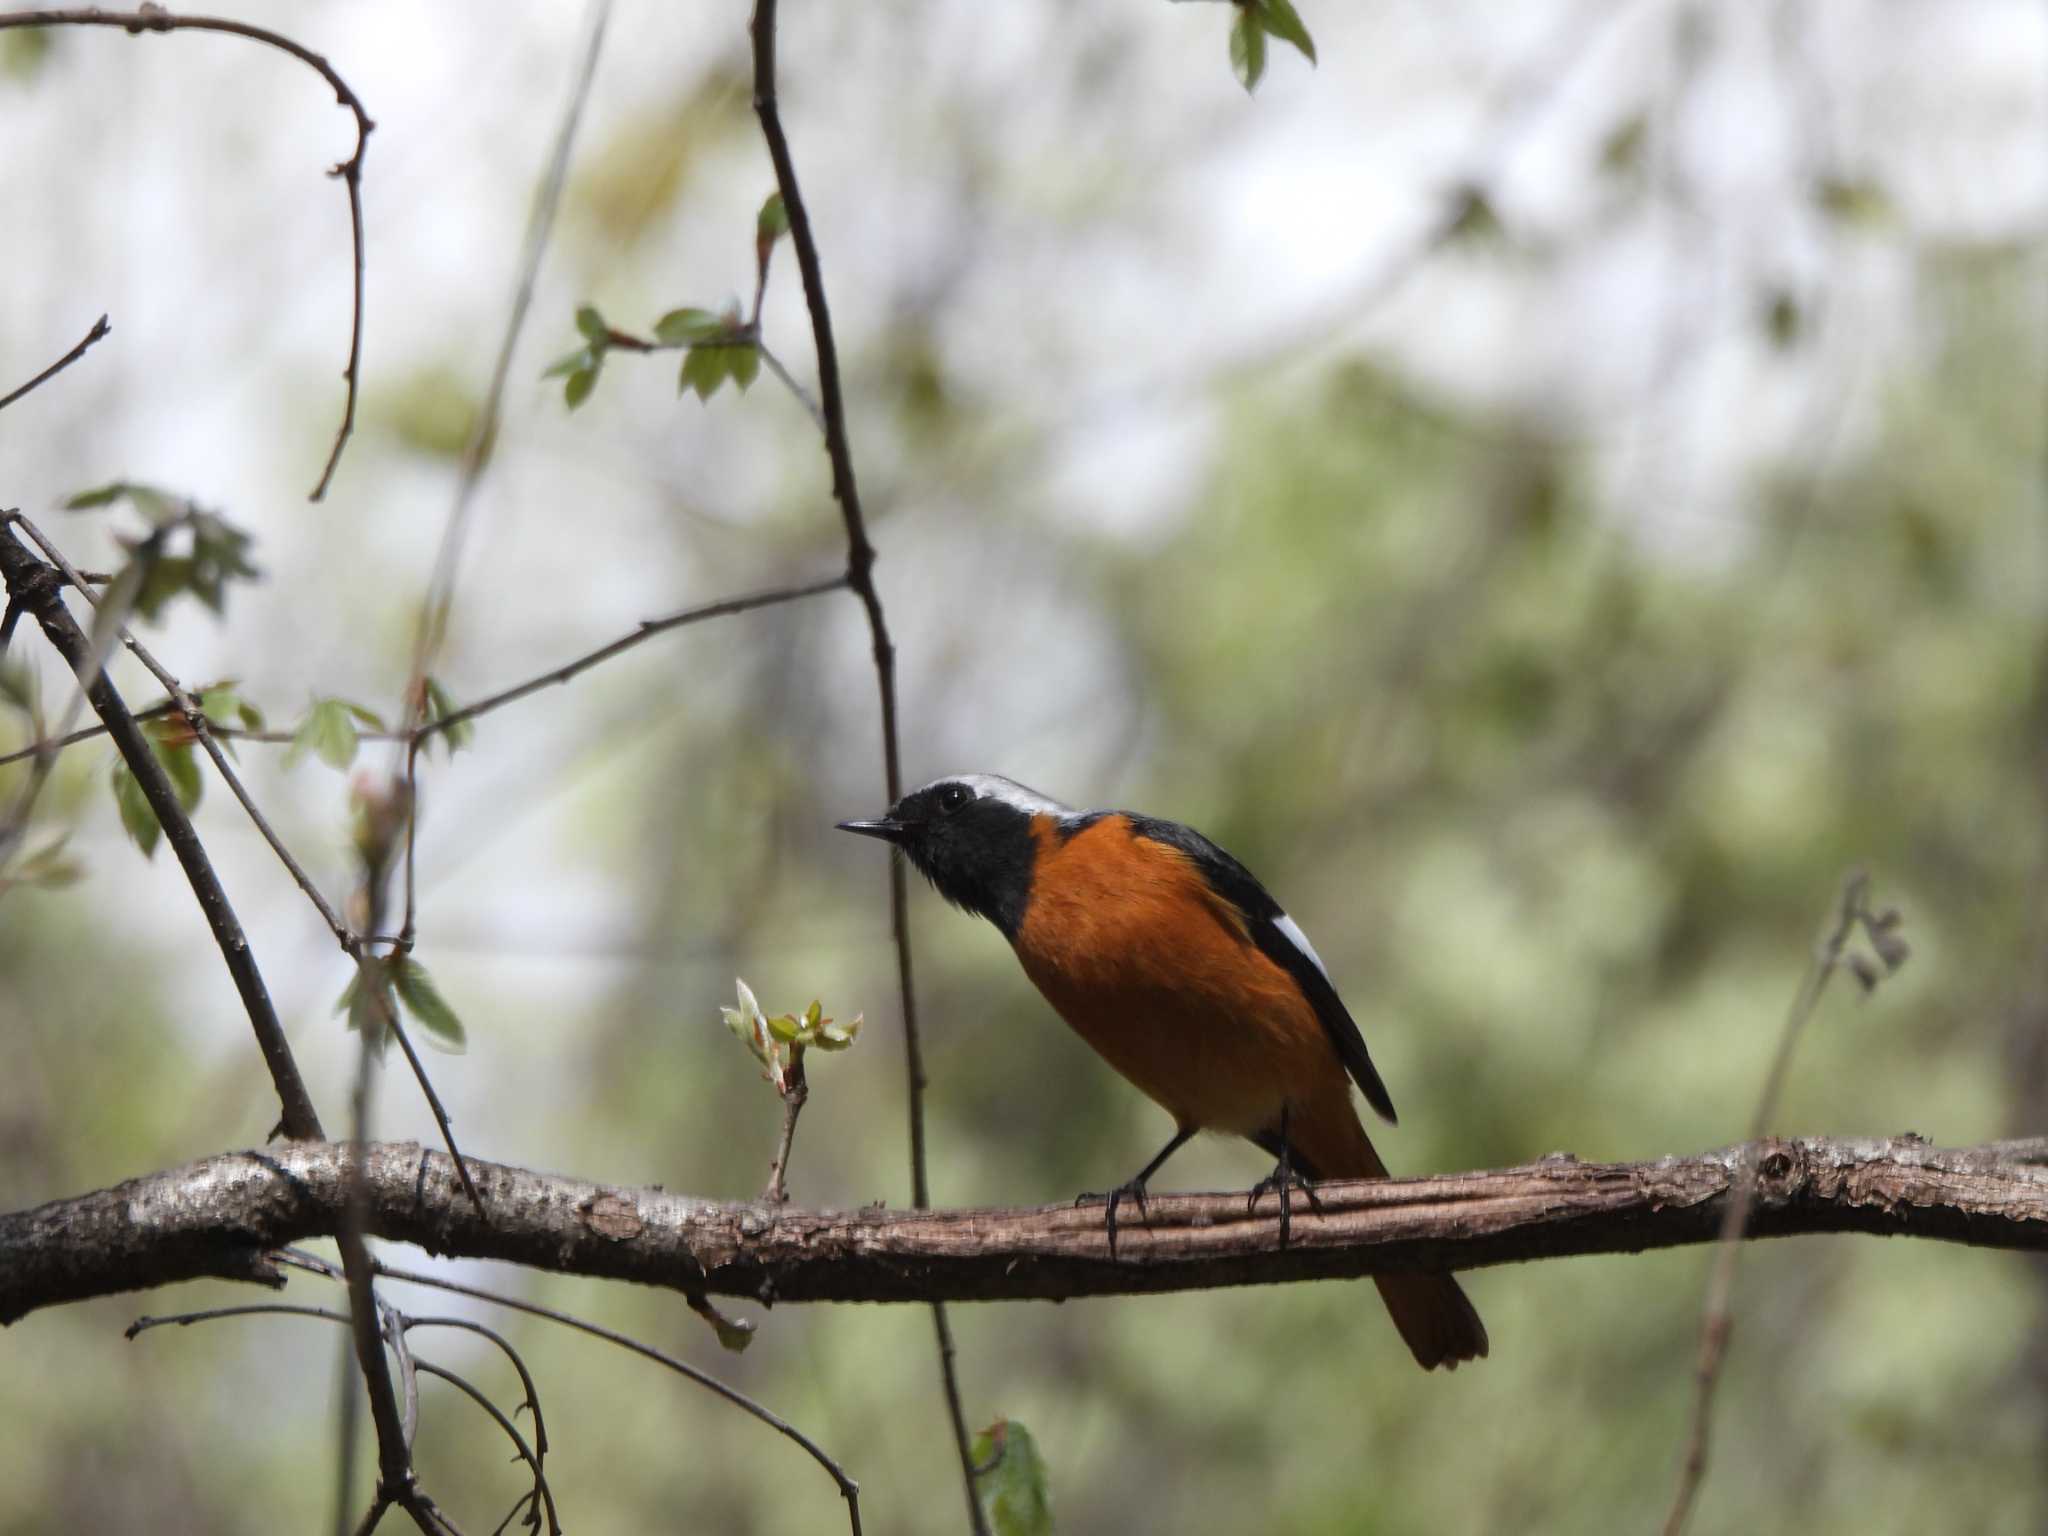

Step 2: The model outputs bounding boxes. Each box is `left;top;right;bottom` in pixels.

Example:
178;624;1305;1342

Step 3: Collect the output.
1011;814;1368;1168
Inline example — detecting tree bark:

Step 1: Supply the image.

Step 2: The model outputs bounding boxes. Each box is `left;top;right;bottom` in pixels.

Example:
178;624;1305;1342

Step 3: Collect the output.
5;1135;2045;1326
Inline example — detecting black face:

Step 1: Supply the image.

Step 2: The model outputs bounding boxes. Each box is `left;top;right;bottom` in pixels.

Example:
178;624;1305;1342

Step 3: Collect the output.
837;779;1040;938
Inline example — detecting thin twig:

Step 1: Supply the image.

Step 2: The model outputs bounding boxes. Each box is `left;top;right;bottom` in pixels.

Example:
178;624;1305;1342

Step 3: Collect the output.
383;1012;487;1218
403;1316;549;1458
10;514;356;947
745;5;975;1529
414;574;851;749
1660;872;1885;1536
765;1063;808;1205
0;512;142;866
128;1302;352;1336
411;1360;560;1536
0;313;110;412
0;574;851;770
333;870;445;1536
277;1247;864;1536
396;0;612;949
0;525;326;1141
0;10;373;499
756;341;828;435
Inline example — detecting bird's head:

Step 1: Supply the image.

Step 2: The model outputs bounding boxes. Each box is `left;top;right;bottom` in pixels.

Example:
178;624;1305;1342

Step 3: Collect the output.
837;773;1072;937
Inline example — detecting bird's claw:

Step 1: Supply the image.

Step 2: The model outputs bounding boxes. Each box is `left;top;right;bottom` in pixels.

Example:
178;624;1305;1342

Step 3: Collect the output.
1246;1163;1322;1250
1077;1180;1152;1261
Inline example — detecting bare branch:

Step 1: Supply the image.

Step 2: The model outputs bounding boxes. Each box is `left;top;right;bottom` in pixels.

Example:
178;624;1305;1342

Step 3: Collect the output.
402;1316;549;1460
0;574;848;771
277;1246;860;1535
412;574;851;751
764;1067;808;1206
0;527;326;1140
9;514;356;946
0;313;110;412
745;3;972;1522
0;9;374;499
10;1135;2045;1328
412;1360;559;1536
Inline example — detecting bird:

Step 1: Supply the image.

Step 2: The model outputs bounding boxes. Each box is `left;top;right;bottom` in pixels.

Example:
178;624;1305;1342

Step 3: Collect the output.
838;772;1488;1371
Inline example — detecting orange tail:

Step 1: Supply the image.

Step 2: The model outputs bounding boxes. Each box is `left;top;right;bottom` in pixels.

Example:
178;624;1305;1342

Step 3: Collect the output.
1290;1092;1490;1371
1373;1272;1489;1371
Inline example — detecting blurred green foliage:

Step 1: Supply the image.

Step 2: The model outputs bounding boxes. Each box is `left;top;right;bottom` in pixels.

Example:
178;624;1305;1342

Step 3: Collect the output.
1;10;2044;1536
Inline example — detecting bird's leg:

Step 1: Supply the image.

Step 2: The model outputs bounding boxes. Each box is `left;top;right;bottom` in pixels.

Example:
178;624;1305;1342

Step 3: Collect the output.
1247;1104;1322;1250
1077;1126;1196;1261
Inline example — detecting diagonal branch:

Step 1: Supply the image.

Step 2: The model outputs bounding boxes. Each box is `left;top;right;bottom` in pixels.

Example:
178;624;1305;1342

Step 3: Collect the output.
0;313;111;412
0;526;325;1140
9;1135;2046;1326
0;9;374;500
0;575;850;766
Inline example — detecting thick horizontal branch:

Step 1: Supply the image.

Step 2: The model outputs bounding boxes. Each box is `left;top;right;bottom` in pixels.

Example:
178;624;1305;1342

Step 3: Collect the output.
6;1135;2047;1325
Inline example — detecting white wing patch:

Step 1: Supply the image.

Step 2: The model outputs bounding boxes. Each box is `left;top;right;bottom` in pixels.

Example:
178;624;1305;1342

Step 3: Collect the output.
1272;912;1331;981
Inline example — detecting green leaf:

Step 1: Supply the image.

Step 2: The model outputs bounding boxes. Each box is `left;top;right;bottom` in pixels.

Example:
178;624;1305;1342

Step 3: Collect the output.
972;1419;1053;1536
728;342;761;393
289;697;361;771
394;958;467;1050
1257;0;1316;64
680;344;730;402
198;684;265;733
543;345;595;379
422;676;474;756
342;701;388;730
182;510;260;615
1230;8;1267;92
654;307;726;346
336;960;394;1059
63;481;179;525
815;1012;863;1050
564;365;598;410
706;1310;755;1353
128;550;193;622
155;737;203;814
109;756;162;858
756;191;790;246
575;304;609;342
765;1012;801;1043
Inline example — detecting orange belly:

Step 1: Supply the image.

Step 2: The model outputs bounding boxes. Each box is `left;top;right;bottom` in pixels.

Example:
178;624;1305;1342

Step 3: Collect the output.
1011;813;1372;1174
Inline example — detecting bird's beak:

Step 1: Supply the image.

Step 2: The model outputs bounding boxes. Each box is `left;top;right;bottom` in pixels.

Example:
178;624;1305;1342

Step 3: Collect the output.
836;816;909;845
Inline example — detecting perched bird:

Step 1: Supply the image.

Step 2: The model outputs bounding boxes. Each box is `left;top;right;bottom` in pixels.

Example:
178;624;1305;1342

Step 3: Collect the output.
838;773;1488;1370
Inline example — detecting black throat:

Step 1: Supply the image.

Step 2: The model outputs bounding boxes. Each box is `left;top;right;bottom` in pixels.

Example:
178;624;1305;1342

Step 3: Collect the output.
905;798;1041;940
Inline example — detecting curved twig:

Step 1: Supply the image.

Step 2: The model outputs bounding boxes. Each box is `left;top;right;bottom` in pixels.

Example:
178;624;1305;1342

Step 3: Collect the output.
745;4;973;1527
0;9;373;499
275;1246;863;1536
412;1360;559;1536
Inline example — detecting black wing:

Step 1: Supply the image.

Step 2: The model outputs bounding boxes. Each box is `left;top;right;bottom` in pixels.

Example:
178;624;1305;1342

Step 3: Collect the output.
1126;815;1397;1124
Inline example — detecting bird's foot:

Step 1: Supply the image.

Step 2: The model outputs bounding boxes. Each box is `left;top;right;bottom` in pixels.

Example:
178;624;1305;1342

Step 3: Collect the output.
1075;1179;1152;1261
1247;1159;1322;1250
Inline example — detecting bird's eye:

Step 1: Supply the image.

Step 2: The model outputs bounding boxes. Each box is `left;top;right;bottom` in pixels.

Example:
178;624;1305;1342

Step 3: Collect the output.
936;783;973;814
